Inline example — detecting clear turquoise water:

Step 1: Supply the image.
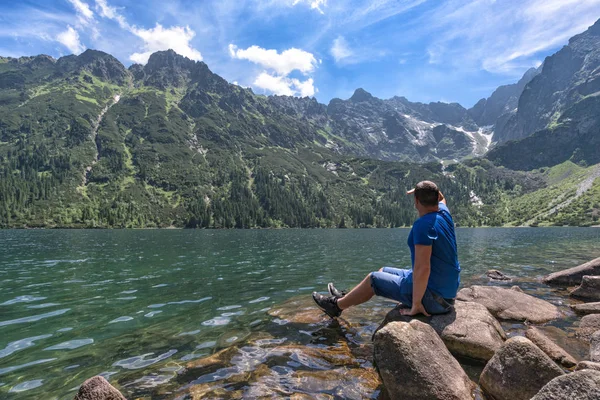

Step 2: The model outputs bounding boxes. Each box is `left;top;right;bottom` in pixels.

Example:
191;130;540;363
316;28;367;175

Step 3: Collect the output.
1;228;599;399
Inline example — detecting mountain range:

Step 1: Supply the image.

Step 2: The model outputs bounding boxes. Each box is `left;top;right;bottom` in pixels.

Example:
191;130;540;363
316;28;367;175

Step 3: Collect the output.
1;19;600;228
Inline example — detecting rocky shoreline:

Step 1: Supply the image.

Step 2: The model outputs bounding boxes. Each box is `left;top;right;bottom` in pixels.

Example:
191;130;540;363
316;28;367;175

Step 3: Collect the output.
73;257;600;399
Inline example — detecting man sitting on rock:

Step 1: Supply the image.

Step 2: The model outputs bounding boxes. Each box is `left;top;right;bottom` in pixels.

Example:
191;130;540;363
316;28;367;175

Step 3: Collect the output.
313;180;460;318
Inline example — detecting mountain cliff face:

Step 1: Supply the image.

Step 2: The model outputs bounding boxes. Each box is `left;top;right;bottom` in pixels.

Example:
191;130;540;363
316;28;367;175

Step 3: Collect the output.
493;19;600;143
468;67;539;129
486;19;600;170
327;89;490;162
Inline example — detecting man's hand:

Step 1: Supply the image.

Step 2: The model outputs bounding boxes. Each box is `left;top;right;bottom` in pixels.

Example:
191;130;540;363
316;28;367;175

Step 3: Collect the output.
400;302;431;317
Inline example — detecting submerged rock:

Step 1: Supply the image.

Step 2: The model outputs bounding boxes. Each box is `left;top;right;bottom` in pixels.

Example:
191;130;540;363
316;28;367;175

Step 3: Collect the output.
73;376;126;400
457;285;560;323
179;335;378;399
543;257;600;286
577;314;600;342
571;276;600;301
530;370;600;400
525;327;577;368
184;356;380;399
592;330;600;362
479;336;564;400
487;269;512;281
373;320;473;400
268;295;388;326
571;301;600;315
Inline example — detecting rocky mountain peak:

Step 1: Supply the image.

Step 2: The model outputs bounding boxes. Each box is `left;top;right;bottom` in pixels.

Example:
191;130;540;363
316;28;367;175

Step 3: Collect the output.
145;49;197;72
143;50;210;89
518;67;540;86
350;88;374;103
56;49;130;85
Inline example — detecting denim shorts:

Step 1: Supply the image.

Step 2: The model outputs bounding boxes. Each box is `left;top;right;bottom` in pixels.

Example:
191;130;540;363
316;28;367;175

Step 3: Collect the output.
370;266;453;315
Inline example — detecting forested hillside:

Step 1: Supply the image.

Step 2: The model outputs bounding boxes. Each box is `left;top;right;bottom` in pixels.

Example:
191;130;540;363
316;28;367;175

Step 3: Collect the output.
0;43;599;228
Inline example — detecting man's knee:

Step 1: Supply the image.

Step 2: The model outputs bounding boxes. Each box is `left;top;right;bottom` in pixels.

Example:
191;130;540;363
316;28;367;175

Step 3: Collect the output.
378;267;384;272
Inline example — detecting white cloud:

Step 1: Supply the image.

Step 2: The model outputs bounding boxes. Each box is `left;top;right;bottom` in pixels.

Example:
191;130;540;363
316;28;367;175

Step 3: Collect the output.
67;0;100;39
292;0;327;14
229;44;318;97
228;44;317;75
254;72;316;97
331;36;353;63
294;77;316;97
68;0;94;22
130;24;203;64
95;0;129;29
56;25;85;54
93;1;203;65
422;0;600;75
345;0;427;30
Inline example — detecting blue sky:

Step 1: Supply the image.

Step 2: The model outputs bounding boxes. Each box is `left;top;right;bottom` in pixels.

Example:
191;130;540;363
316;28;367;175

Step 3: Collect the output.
1;0;600;107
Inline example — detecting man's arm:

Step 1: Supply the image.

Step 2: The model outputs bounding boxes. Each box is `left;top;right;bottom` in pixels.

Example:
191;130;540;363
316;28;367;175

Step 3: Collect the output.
438;190;446;205
401;244;432;316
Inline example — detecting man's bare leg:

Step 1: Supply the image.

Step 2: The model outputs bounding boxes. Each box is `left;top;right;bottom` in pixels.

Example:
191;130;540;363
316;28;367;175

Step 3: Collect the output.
336;273;375;310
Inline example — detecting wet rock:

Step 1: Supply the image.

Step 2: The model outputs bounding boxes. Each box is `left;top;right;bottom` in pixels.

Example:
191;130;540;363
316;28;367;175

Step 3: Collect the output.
543;257;600;286
373;320;473;400
181;338;375;399
576;361;600;371
479;336;564;400
73;376;126;400
571;301;600;315
510;285;524;293
592;330;600;362
187;363;271;399
374;301;506;361
289;368;381;398
526;325;589;365
571;276;600;301
525;327;578;368
530;370;600;400
487;269;511;281
186;363;380;399
577;314;600;342
457;285;560;323
268;295;388;326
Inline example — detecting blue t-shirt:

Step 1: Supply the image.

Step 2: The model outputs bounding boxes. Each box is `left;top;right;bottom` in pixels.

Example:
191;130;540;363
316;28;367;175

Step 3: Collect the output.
407;202;460;299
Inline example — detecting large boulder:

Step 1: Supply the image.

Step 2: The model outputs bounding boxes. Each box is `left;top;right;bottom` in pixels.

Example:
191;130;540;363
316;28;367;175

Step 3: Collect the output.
543;257;600;286
479;336;564;400
592;330;600;362
530;370;600;400
571;302;600;315
74;376;126;400
525;327;577;368
429;301;506;361
571;276;600;301
375;301;506;361
373;320;473;400
577;314;600;342
457;285;560;323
